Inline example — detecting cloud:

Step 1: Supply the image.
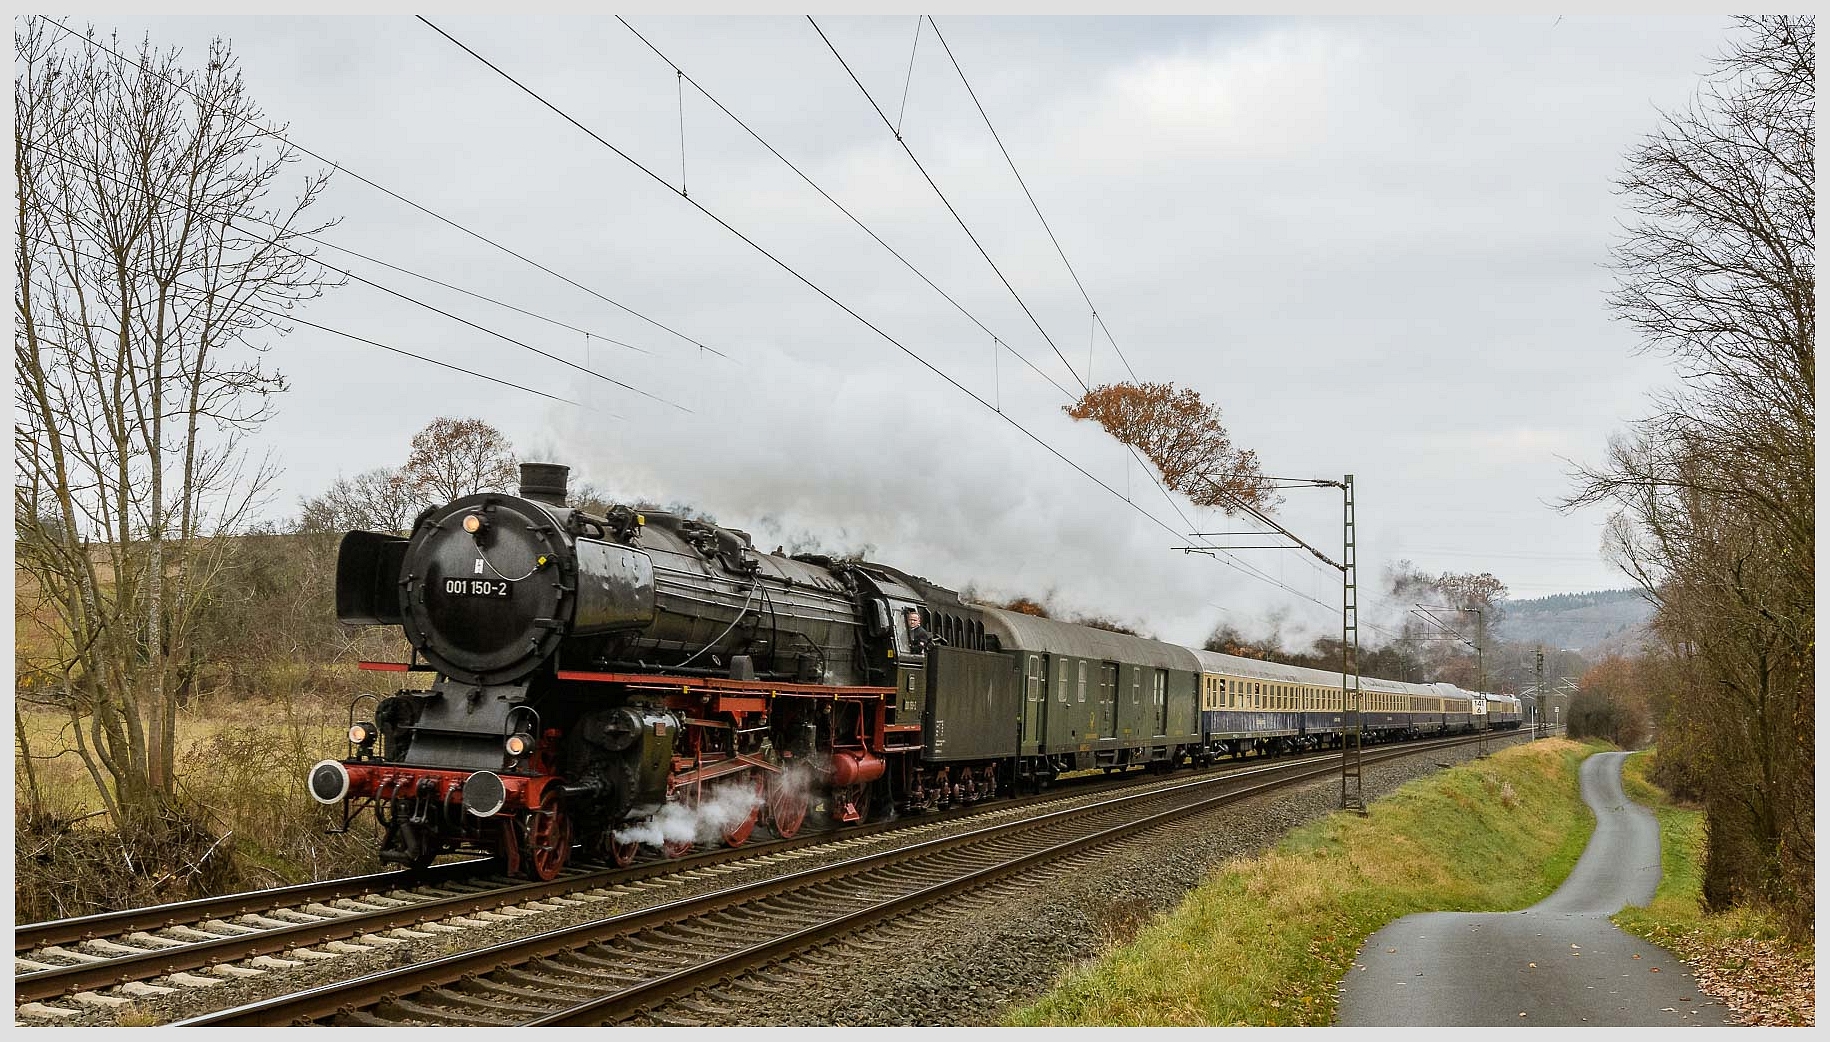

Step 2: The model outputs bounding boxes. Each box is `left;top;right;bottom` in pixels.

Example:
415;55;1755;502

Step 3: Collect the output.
92;15;1732;641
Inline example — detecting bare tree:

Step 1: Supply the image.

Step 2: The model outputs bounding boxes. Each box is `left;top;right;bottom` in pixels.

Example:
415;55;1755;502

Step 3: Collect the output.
1566;16;1812;935
1064;381;1276;513
400;416;519;503
14;20;338;835
298;466;423;534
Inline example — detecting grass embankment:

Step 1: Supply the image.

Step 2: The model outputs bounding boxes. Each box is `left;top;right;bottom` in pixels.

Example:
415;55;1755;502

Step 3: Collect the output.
1613;752;1814;1026
1006;737;1601;1026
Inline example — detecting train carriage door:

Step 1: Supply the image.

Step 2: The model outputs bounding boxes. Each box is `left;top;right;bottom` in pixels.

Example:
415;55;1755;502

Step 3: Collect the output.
1100;662;1119;739
1023;654;1043;755
1154;668;1169;736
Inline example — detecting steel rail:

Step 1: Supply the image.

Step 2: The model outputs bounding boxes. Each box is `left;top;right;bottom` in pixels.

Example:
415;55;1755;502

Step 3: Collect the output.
14;858;488;954
175;730;1520;1027
538;732;1521;1026
14;742;1339;1001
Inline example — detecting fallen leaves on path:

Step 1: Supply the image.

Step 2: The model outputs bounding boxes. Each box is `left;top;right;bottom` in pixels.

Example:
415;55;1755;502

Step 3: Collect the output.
1663;934;1815;1027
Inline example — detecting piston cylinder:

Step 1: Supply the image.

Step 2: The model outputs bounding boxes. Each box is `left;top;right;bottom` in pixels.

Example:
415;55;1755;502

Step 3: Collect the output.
828;750;885;787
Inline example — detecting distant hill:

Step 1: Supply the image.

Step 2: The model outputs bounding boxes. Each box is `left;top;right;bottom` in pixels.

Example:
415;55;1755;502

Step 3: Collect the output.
1498;588;1656;654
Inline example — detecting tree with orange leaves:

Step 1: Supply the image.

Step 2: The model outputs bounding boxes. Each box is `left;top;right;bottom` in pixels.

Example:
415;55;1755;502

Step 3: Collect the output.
1064;382;1275;513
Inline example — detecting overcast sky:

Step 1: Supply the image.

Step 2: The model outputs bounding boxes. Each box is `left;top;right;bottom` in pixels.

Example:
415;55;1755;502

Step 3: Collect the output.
59;14;1734;648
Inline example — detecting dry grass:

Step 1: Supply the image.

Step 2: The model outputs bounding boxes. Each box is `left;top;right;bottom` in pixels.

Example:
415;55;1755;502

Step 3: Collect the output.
1005;738;1601;1026
15;668;388;922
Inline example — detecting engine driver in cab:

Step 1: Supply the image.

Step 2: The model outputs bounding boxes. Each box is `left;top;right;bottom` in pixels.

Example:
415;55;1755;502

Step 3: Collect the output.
905;606;935;656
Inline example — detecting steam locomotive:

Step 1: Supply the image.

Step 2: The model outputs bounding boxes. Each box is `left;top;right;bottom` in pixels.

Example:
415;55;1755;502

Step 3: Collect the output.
310;463;1523;879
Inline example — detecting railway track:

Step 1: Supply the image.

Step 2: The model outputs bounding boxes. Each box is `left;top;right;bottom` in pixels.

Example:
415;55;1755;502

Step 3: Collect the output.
15;737;1391;1014
172;730;1521;1027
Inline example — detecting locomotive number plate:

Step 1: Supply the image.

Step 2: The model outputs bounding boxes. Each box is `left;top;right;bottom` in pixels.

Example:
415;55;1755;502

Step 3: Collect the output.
441;578;512;598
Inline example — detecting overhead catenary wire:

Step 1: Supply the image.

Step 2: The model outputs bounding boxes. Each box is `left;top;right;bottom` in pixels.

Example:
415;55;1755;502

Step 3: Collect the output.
792;18;1306;596
926;16;1140;384
41;16;734;363
911;19;1369;617
20;231;593;411
895;16;922;138
808;16;1090;396
614;17;1076;402
32;18;1383;640
418;18;1343;602
519;20;1361;622
614;16;1361;629
19;138;688;413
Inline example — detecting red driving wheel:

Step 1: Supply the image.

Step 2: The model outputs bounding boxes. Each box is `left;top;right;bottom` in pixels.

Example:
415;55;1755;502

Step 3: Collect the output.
723;777;763;847
521;788;571;881
609;836;639;867
663;788;696;858
769;776;807;839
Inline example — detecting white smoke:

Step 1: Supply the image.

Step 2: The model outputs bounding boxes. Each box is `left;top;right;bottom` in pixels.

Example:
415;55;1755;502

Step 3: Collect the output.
612;780;765;850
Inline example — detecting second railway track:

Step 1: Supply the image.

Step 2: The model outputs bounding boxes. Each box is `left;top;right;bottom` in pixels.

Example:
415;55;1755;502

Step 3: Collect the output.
16;738;1392;1014
172;731;1521;1027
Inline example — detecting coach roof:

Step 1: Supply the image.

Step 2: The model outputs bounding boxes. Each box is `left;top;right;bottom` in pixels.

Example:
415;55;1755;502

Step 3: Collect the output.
975;606;1201;672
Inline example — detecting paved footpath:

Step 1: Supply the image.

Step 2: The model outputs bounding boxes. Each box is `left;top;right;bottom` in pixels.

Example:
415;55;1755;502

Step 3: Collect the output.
1335;750;1735;1026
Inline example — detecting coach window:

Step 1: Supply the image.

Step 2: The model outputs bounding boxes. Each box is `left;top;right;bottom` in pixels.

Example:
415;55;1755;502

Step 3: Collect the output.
1077;661;1087;703
1132;668;1141;705
1253;682;1262;710
1058;659;1070;704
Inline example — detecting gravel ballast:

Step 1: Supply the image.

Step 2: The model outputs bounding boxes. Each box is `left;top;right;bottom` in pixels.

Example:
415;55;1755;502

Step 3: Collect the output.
24;736;1524;1027
639;736;1524;1026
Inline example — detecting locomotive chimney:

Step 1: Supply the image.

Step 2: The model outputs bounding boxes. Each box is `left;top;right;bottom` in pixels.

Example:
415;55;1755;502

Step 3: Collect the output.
519;463;570;506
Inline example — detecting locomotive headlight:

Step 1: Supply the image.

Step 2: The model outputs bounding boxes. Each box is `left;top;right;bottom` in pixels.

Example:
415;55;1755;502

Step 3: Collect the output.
348;722;377;746
463;513;485;535
504;732;535;757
